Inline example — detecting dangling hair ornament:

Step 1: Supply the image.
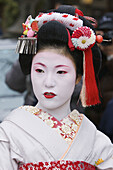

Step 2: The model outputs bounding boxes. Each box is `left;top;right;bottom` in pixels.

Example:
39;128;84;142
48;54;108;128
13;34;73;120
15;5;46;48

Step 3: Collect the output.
16;15;38;54
71;26;101;107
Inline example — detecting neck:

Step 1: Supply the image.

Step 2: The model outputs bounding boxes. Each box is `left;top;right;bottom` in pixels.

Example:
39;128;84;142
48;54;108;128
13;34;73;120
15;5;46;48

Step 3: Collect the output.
36;100;71;121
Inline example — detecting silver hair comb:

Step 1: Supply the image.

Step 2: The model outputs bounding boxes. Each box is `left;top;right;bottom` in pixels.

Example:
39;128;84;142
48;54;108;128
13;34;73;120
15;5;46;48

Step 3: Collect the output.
16;37;37;54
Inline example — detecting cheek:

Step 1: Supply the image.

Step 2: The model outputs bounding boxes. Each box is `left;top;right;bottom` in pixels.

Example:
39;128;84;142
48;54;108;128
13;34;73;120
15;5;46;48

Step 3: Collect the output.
31;65;34;86
31;66;39;96
66;77;76;93
60;71;76;96
69;69;76;85
31;71;36;83
31;62;39;86
68;71;76;92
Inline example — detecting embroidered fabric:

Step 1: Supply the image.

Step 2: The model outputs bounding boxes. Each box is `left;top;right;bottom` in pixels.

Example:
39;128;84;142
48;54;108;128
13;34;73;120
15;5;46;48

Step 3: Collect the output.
19;160;96;170
19;106;83;144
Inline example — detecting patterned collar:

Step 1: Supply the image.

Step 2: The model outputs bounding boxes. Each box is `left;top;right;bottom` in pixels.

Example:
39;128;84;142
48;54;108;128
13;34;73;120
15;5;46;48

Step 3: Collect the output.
20;106;83;144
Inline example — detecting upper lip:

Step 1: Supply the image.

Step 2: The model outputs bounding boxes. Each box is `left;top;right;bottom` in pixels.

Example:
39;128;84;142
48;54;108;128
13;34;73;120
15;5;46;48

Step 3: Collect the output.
44;92;56;96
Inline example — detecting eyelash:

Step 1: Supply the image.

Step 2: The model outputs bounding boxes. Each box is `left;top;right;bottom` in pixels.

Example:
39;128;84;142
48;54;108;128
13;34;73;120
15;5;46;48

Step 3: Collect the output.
57;71;67;74
35;69;67;74
35;69;44;73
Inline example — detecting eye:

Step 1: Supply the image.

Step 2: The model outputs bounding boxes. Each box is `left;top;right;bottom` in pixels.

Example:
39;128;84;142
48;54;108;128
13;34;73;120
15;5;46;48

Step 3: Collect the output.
57;71;67;74
35;69;44;73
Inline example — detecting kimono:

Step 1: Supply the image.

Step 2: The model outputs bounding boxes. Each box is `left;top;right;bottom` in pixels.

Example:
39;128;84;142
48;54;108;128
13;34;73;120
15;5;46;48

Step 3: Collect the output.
0;105;113;170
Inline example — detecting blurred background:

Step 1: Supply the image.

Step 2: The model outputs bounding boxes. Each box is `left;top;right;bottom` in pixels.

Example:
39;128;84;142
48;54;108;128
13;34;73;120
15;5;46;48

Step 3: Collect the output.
0;0;113;142
1;0;113;38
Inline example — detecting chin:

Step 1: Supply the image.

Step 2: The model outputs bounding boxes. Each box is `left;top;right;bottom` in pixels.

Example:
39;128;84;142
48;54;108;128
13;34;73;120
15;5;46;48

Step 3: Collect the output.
42;104;60;110
41;99;70;111
40;101;61;110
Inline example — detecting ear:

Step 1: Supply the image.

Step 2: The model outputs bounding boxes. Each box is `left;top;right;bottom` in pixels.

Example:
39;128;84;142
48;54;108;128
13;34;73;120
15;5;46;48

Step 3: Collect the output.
75;75;82;85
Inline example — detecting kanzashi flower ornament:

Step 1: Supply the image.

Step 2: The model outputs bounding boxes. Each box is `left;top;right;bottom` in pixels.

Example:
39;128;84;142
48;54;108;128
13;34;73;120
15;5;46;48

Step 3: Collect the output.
22;15;38;37
71;26;96;51
71;26;100;107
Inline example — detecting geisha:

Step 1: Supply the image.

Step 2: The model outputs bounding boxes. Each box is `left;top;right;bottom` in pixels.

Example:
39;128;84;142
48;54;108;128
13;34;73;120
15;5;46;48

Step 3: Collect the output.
0;5;113;170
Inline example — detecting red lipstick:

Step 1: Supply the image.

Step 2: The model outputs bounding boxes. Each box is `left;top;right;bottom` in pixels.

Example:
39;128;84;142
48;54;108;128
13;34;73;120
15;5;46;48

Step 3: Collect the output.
44;92;56;99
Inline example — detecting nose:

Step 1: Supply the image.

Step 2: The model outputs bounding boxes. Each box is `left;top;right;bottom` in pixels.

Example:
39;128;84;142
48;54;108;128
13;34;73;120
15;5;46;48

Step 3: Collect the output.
44;73;55;88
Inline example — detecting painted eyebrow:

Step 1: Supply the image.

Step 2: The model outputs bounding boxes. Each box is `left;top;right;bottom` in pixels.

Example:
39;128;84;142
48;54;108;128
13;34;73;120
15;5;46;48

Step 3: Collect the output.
55;65;69;68
34;63;46;67
34;63;69;68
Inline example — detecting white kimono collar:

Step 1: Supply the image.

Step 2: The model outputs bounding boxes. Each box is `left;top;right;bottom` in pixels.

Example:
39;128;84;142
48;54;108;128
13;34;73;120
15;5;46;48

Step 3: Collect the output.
4;107;96;161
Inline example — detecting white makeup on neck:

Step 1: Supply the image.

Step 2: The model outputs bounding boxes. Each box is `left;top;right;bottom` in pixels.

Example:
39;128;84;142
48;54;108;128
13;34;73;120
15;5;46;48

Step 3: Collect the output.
31;49;76;120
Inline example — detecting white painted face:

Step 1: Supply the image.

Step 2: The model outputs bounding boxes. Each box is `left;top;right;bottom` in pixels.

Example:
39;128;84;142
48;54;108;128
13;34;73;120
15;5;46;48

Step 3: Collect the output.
31;49;76;110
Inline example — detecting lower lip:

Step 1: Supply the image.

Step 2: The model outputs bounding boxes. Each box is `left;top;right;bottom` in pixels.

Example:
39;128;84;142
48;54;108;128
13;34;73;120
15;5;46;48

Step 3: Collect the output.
44;94;56;99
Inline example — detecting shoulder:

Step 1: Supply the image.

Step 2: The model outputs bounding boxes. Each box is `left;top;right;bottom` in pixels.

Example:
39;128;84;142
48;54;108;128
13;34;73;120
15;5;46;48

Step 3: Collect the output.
4;105;39;120
0;125;9;142
81;114;113;168
81;114;112;151
82;114;112;145
93;130;113;168
94;130;113;151
0;105;38;142
0;105;38;131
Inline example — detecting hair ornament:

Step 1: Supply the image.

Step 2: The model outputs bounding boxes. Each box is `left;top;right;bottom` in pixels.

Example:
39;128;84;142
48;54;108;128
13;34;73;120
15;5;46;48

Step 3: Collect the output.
70;26;100;107
16;12;83;54
75;9;84;17
96;35;103;44
34;12;83;31
16;37;37;54
84;16;97;28
22;15;36;37
71;26;96;51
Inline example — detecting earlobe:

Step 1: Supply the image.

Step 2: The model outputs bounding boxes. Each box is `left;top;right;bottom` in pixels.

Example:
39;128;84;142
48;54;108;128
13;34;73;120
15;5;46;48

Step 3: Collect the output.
75;75;82;85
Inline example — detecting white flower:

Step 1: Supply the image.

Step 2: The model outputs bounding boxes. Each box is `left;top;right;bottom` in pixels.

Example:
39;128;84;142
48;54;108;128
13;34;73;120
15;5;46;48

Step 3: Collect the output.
67;165;73;169
60;160;66;165
71;38;78;48
54;120;58;125
77;36;89;49
65;138;72;144
45;119;54;127
53;168;60;170
61;124;72;134
70;112;81;125
70;112;78;120
39;112;50;120
88;29;96;45
62;118;72;126
72;123;78;131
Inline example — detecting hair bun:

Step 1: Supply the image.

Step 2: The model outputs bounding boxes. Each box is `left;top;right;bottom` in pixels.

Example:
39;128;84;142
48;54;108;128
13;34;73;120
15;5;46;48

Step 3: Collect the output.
38;20;68;46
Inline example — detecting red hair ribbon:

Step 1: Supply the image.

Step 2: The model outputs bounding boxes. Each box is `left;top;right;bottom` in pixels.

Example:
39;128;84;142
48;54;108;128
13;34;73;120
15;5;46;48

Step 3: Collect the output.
81;48;101;106
75;9;84;17
66;29;75;51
